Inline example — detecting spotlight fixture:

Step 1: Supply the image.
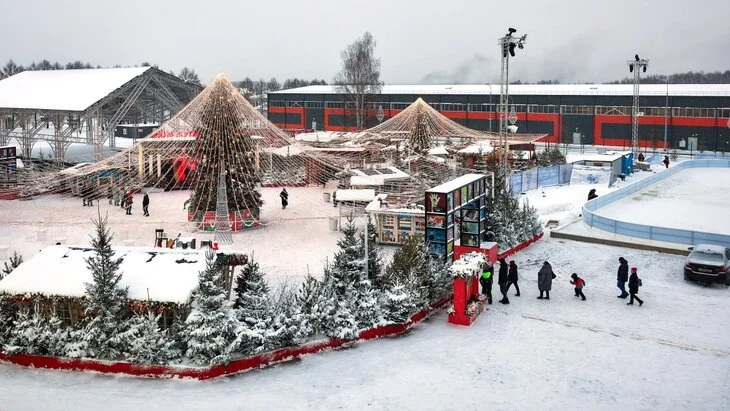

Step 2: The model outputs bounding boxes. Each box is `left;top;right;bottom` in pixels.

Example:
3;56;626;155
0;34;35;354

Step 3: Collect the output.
629;64;634;72
508;43;517;57
508;27;517;35
635;54;640;62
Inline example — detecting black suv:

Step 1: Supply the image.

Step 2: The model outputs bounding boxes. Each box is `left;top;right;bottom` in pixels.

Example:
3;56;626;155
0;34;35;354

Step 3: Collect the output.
684;244;730;285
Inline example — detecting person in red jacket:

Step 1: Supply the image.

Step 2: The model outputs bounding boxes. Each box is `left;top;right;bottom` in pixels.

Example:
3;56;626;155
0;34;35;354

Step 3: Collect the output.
570;273;586;301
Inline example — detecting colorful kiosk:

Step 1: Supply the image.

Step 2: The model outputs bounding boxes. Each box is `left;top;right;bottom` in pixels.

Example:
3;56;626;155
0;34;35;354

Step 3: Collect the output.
424;173;492;264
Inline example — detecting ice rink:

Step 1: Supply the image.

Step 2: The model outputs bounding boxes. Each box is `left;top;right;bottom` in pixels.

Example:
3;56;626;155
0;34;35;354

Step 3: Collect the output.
596;168;730;234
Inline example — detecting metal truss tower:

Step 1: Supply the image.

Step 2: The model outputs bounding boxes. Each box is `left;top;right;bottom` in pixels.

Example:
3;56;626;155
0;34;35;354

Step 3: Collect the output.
497;28;527;186
627;55;649;155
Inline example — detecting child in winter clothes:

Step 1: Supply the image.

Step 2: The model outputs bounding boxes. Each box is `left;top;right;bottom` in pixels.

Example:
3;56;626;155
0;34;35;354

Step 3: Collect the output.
627;267;644;306
570;273;586;301
479;261;494;305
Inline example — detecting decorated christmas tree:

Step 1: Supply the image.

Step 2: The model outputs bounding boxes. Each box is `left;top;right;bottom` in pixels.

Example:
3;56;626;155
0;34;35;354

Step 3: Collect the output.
410;105;432;156
188;75;262;217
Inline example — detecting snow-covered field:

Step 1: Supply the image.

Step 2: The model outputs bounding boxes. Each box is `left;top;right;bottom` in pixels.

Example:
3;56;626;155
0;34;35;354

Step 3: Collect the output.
1;167;729;410
597;168;730;234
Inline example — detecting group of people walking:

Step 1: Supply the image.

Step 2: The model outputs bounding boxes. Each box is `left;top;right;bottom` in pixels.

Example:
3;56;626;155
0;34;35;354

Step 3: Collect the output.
86;185;149;217
479;256;645;306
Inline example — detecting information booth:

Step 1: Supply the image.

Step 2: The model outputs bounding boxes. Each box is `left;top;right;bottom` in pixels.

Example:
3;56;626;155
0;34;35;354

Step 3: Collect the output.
424;174;490;264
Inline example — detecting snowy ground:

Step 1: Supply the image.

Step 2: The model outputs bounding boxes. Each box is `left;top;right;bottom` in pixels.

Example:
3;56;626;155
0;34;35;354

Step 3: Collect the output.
1;162;729;410
597;168;730;234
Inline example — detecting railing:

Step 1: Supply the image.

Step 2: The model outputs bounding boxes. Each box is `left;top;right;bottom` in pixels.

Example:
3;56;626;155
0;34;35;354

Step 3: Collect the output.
582;160;730;248
509;164;573;196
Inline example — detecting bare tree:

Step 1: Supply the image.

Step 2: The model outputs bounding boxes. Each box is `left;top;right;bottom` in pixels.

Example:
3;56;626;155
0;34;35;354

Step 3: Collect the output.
266;77;281;92
178;67;201;85
333;32;383;130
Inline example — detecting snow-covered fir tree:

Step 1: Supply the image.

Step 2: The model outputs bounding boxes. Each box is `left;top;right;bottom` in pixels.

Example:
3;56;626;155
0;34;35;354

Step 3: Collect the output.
38;300;71;356
363;216;384;289
184;250;238;365
295;274;325;337
426;255;451;304
231;257;273;355
79;213;128;359
3;304;43;354
268;285;308;348
0;295;16;346
384;236;429;309
353;277;382;329
123;310;176;365
382;278;418;324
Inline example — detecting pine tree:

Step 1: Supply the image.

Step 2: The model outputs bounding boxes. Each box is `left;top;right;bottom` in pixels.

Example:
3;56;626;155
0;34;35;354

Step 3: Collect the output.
326;216;365;338
363;216;384;289
295;274;324;337
1;251;23;279
188;77;262;216
80;212;128;359
426;255;451;304
4;304;44;354
123;310;175;365
184;250;238;365
268;286;308;348
38;300;70;356
354;278;382;329
382;278;418;324
231;257;272;355
0;295;16;346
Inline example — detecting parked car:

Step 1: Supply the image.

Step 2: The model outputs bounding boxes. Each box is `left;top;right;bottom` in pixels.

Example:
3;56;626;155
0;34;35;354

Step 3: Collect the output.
684;244;730;285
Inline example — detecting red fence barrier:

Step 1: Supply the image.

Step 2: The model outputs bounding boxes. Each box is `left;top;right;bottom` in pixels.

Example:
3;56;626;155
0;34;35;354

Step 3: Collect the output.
0;297;451;380
497;232;544;260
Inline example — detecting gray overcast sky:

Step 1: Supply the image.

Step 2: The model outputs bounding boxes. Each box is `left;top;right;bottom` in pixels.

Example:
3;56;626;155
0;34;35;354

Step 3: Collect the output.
1;0;729;85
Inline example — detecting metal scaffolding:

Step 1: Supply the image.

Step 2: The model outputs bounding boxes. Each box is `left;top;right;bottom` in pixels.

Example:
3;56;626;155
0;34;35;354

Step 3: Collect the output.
0;68;201;161
497;27;527;186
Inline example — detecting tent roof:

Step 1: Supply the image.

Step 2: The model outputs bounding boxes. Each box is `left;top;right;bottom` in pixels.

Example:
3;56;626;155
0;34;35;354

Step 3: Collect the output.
0;67;151;111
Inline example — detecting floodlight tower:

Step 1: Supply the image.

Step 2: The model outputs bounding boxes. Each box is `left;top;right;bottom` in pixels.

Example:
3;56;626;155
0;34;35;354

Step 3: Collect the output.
497;28;527;184
627;54;649;155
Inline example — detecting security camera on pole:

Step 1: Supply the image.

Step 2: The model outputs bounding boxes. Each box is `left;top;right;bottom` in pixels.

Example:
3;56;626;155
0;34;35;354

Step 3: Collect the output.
627;54;649;156
497;27;527;190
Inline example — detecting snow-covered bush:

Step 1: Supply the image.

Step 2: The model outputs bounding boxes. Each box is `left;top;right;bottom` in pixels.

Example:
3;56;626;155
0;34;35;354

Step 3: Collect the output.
231;257;273;355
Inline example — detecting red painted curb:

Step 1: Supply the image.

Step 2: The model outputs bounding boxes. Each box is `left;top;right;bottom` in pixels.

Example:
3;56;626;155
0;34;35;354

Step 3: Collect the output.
0;296;451;380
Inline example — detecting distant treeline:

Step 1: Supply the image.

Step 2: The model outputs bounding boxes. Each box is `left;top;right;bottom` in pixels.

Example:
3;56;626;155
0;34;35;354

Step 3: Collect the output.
235;77;328;95
511;70;730;85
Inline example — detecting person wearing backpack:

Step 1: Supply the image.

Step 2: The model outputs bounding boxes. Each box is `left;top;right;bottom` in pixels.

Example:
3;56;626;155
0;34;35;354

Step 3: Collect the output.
627;267;644;306
570;273;586;301
479;261;494;305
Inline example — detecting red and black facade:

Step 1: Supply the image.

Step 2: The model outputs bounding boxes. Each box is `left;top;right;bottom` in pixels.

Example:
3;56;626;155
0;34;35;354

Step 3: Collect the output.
268;86;730;152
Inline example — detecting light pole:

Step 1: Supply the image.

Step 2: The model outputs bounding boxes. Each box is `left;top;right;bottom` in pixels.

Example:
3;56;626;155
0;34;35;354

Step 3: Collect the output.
497;27;527;188
627;54;649;156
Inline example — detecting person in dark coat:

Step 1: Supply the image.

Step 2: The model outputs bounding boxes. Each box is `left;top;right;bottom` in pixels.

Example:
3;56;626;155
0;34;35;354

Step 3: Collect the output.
280;188;289;209
662;155;670;168
627;267;644;306
142;193;150;217
617;257;629;298
507;260;520;296
497;258;510;304
637;152;645;162
479;261;494;305
570;273;586;301
537;261;555;299
587;188;598;201
125;191;133;215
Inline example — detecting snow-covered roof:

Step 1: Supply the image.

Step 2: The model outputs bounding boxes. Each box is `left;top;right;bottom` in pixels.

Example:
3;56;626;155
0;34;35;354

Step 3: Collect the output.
349;166;411;186
294;131;347;143
262;144;307;157
568;152;629;163
272;84;730;97
427;173;486;194
59;162;93;175
0;67;151;111
334;189;376;202
428;146;450;156
0;245;206;303
458;141;495;154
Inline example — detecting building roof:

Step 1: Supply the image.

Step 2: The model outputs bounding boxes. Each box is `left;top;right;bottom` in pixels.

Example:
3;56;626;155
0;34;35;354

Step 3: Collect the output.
271;84;730;97
0;245;205;303
0;67;151;111
427;173;488;194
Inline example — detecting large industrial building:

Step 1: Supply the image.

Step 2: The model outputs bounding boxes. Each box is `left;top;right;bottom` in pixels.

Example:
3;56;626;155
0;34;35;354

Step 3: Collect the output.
269;84;730;152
